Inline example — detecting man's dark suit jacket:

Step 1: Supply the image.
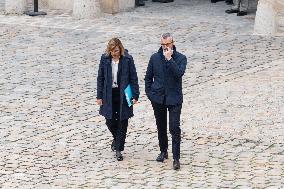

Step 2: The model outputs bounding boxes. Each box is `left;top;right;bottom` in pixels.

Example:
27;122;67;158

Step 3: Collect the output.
145;46;187;105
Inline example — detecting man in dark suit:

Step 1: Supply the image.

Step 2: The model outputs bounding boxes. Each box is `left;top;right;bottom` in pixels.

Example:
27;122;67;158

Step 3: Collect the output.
135;0;145;6
145;33;187;170
225;0;249;16
152;0;174;3
211;0;224;3
225;0;233;5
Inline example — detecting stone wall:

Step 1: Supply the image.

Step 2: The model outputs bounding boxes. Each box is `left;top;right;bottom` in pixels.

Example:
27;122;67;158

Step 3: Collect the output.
100;0;135;14
48;0;73;11
0;0;5;12
254;0;284;35
0;1;4;15
118;0;135;11
40;0;135;15
73;0;101;19
5;0;26;14
5;0;134;17
275;0;284;35
26;0;72;10
254;0;276;35
100;0;119;14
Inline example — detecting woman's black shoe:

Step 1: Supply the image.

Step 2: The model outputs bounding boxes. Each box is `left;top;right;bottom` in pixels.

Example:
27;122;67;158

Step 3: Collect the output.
116;151;123;161
156;152;168;162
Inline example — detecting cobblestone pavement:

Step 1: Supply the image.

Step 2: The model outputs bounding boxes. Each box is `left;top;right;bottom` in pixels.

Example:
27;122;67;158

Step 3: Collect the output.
0;0;284;188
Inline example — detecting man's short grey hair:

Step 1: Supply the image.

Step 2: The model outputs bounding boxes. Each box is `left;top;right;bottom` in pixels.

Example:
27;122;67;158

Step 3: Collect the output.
161;33;173;41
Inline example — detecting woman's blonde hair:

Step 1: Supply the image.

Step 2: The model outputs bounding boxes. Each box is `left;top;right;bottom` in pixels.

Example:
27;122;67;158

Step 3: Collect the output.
105;38;125;57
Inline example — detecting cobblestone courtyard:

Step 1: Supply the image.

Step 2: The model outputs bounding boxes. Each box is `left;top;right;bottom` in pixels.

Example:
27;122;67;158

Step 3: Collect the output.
0;0;284;188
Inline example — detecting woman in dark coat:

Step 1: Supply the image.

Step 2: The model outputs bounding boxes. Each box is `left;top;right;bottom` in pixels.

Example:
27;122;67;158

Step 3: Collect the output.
96;38;140;161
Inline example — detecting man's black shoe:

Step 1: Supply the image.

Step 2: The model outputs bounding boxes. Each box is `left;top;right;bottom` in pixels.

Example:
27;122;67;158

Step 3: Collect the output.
211;0;224;2
152;0;172;3
116;151;123;161
137;2;145;6
225;0;233;5
173;159;180;170
111;140;116;151
156;152;168;162
136;0;145;6
225;9;239;14
237;11;247;16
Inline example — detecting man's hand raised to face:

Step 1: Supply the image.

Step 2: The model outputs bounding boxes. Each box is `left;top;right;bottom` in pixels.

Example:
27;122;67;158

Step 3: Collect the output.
163;47;173;61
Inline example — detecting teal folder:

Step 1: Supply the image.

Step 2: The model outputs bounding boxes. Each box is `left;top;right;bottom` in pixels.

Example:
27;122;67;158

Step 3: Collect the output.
124;84;133;107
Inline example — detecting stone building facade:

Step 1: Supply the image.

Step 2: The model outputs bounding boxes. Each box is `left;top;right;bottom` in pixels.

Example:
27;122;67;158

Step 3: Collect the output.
1;0;134;16
254;0;284;35
0;0;283;36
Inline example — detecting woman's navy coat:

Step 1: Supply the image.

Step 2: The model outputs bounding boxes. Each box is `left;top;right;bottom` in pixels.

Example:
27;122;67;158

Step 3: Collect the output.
96;50;140;120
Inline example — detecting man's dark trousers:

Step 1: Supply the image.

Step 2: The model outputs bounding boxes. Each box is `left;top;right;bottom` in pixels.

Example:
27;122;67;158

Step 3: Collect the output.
151;101;182;160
